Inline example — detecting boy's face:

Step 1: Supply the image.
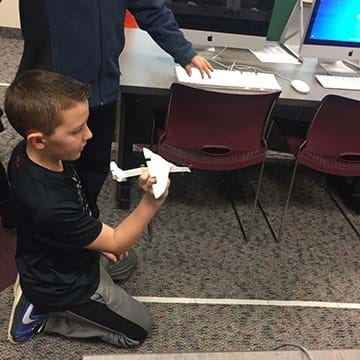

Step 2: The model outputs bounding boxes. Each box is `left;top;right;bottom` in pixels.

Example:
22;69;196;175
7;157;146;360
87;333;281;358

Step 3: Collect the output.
44;100;92;161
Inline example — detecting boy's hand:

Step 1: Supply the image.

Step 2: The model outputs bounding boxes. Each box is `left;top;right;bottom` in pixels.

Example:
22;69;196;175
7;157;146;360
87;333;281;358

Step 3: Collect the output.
118;251;129;261
138;170;170;204
102;251;128;262
101;251;117;262
138;169;156;194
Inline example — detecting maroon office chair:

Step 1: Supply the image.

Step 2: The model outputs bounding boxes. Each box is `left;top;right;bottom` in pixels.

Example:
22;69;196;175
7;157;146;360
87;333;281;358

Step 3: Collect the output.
157;83;281;241
279;95;360;241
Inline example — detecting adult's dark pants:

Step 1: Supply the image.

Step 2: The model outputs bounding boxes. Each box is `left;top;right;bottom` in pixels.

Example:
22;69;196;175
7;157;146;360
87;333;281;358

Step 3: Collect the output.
77;101;117;218
0;114;10;206
0;160;10;205
0;156;14;229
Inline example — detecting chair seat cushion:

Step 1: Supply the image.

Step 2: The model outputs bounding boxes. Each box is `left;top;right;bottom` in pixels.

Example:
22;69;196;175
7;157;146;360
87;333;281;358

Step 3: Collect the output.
158;143;266;171
299;150;360;177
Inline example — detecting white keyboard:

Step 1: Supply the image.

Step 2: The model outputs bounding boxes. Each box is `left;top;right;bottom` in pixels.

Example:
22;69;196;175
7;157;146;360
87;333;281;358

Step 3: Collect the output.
175;66;281;91
315;74;360;90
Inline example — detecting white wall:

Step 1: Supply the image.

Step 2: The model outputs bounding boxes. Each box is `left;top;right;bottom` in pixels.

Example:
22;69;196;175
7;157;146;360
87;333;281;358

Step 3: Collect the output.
0;0;20;29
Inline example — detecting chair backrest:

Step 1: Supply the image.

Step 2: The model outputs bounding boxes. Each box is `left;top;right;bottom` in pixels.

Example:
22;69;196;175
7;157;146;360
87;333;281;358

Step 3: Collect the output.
303;95;360;161
159;83;280;155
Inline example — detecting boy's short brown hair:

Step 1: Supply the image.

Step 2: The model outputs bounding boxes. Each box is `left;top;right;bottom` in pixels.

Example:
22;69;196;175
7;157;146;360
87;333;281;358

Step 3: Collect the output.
5;70;92;137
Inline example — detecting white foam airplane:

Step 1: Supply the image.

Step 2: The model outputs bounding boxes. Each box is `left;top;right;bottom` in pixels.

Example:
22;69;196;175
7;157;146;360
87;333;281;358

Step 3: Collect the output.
110;148;191;199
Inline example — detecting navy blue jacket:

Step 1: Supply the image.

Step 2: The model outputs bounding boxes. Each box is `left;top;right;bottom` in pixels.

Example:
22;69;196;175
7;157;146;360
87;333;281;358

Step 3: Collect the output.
18;0;196;108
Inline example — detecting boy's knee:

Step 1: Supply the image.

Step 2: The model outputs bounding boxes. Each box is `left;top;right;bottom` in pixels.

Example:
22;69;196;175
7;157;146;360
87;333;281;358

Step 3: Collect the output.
124;297;153;342
123;306;152;345
106;248;138;281
126;248;137;268
141;306;153;338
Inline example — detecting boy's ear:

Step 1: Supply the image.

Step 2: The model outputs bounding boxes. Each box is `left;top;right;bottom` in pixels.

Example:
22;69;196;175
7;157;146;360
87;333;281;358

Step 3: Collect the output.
27;132;47;149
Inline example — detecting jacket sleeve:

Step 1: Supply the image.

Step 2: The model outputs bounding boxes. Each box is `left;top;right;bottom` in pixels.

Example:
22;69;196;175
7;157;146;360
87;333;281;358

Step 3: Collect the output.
128;0;197;67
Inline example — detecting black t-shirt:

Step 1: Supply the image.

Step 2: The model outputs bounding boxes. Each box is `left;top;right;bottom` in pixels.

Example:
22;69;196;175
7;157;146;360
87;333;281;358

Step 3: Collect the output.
8;141;103;312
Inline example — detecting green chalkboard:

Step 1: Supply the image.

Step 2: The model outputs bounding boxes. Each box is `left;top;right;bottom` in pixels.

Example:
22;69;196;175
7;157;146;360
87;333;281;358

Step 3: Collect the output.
267;0;297;41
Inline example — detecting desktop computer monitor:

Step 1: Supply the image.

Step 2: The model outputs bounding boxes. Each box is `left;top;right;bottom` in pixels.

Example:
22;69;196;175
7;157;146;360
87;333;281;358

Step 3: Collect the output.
300;0;360;72
165;0;276;50
267;0;297;41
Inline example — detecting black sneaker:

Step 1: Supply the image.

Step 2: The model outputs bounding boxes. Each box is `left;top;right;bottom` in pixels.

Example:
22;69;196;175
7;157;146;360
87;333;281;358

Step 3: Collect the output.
8;276;49;343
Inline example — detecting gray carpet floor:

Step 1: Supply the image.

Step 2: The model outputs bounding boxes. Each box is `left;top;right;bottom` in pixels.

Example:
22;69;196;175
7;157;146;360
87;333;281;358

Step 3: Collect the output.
1;31;360;359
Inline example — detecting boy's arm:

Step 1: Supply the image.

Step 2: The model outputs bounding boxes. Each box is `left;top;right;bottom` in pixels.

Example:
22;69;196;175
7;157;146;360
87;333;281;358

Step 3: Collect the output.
85;171;168;258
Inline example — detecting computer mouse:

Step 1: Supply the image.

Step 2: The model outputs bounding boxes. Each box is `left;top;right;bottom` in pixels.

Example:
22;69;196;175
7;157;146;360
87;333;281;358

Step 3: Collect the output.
290;79;311;94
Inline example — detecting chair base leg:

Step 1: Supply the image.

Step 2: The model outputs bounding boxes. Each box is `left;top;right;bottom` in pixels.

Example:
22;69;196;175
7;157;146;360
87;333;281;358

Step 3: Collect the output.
249;180;279;243
327;190;360;239
313;175;360;238
221;179;248;242
147;221;153;242
328;175;360;215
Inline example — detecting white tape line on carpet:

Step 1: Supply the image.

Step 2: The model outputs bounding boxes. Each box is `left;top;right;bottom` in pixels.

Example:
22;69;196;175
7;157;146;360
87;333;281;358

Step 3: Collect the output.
134;296;360;310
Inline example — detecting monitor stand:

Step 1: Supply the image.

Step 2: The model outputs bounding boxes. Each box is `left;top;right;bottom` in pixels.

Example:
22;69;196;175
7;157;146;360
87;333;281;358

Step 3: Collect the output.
279;0;304;62
193;46;218;61
343;59;360;72
320;60;358;76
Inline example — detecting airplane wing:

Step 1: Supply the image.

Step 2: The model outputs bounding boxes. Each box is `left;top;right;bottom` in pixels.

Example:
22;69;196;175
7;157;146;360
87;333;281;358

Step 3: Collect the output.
110;148;190;199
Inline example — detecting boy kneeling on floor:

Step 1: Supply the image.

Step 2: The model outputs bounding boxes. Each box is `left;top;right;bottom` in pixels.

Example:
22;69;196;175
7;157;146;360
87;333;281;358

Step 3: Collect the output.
5;70;170;347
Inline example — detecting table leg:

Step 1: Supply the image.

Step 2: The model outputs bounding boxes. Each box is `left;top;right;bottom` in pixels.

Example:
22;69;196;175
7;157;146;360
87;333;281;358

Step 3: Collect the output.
115;93;132;209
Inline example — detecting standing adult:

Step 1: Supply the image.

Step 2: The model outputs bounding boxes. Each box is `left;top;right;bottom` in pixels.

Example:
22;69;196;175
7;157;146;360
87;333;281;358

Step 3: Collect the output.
0;2;14;229
17;0;213;218
0;108;15;229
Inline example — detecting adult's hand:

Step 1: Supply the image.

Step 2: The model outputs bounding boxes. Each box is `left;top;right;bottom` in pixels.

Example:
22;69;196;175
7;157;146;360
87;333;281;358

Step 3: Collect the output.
185;55;213;79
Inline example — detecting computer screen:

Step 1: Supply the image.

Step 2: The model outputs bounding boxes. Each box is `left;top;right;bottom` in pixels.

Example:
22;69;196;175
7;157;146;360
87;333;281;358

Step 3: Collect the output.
300;0;360;62
165;0;276;50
